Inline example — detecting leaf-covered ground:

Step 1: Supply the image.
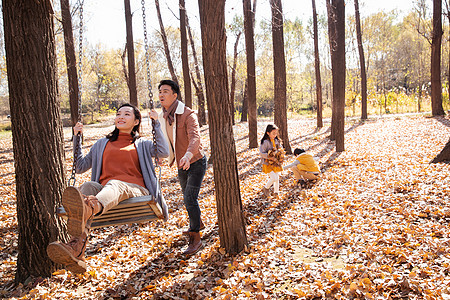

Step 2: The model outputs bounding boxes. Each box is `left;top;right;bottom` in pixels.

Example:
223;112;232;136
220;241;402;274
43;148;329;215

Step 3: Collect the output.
0;114;449;299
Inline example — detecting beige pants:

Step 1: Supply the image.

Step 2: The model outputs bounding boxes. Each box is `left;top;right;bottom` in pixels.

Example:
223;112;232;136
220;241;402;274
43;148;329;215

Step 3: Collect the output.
292;168;319;181
80;180;149;214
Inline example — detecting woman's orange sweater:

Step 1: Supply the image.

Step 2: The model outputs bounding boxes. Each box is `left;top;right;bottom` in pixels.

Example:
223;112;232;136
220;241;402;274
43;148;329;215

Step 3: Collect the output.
99;132;145;188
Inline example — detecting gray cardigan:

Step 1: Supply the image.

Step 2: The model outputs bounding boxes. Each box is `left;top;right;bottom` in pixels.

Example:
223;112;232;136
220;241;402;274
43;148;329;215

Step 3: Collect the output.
73;120;170;220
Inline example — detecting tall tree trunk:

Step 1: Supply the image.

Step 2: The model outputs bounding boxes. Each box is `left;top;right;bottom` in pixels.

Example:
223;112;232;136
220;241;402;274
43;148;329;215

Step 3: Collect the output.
124;0;138;106
230;31;242;126
186;14;206;124
354;0;368;120
431;0;445;116
241;82;248;122
3;0;67;283
198;0;248;255
446;0;450;105
418;84;422;112
155;0;181;101
270;0;291;154
190;72;205;126
431;137;450;163
60;0;80;126
121;46;129;85
179;0;192;108
328;0;346;152
447;8;450;105
312;0;323;128
243;0;258;148
326;0;337;140
418;35;423;113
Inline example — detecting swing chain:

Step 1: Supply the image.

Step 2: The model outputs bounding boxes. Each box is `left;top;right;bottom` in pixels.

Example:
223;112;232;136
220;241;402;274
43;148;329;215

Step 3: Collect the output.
141;0;153;107
77;0;84;123
69;0;85;187
141;0;159;170
68;153;77;187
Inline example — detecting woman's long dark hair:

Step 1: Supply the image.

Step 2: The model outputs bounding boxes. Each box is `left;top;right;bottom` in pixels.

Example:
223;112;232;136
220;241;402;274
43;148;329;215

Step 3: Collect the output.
106;103;141;142
260;124;280;145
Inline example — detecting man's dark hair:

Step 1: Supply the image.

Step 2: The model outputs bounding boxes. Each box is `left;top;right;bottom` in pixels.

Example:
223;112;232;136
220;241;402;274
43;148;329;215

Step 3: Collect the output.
158;79;180;95
294;148;306;156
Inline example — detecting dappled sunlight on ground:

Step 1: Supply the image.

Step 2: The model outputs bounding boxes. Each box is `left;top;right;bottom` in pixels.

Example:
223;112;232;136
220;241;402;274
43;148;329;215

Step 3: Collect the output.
0;115;449;299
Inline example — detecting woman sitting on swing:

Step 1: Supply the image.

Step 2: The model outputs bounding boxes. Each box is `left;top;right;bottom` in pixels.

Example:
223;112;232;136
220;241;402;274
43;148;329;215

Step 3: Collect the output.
47;103;170;273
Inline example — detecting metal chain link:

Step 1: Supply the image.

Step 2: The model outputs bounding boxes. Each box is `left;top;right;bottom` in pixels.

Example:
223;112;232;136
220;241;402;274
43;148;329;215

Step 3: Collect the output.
77;0;84;122
141;0;160;173
69;0;85;187
141;0;154;107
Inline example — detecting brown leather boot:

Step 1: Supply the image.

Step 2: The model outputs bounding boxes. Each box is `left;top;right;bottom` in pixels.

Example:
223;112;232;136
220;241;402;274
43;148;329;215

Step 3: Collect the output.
182;220;205;235
47;231;88;274
182;231;203;256
63;187;102;237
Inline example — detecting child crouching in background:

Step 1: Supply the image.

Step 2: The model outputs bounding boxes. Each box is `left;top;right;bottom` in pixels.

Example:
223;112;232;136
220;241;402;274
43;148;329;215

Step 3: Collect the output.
283;148;320;186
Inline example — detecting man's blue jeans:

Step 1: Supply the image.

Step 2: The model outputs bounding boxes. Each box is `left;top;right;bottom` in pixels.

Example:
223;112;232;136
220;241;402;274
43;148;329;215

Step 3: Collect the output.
178;155;207;232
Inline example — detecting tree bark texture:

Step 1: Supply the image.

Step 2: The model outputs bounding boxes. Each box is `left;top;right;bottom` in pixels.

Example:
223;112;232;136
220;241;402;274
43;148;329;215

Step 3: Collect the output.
431;137;450;163
180;0;192;108
3;0;67;283
190;72;202;123
270;0;291;154
155;0;181;101
230;31;242;126
431;0;445;116
121;47;129;86
447;7;450;108
326;0;337;140
312;0;323;128
124;0;138;106
241;82;248;122
328;0;346;152
60;0;80;126
186;14;206;125
198;0;248;255
243;0;258;148
354;0;368;120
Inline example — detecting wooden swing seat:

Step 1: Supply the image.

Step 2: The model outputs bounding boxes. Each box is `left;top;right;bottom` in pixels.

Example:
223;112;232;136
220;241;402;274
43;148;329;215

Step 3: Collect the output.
57;195;164;229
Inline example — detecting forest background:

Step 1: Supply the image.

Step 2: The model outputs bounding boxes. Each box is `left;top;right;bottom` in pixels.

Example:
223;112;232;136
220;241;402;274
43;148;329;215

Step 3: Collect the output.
1;0;450;298
0;0;449;126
